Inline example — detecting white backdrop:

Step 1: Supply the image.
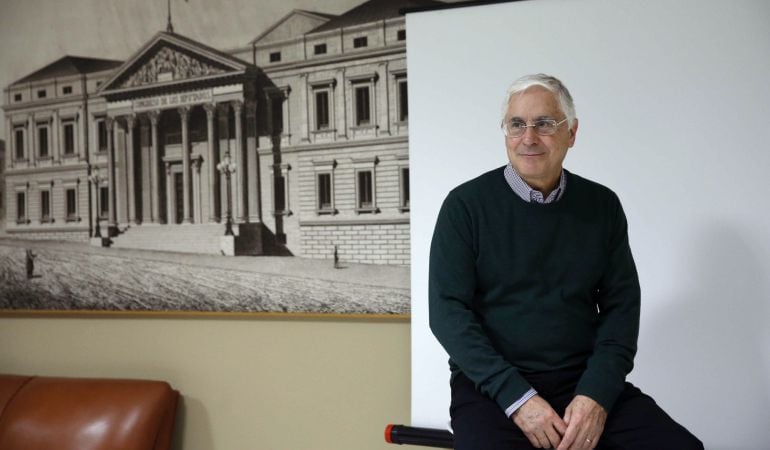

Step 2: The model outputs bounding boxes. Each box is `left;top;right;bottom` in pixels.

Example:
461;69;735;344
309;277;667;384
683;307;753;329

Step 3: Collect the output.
406;0;770;448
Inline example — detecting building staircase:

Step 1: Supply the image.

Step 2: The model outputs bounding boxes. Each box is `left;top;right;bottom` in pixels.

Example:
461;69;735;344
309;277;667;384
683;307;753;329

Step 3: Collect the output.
110;223;231;255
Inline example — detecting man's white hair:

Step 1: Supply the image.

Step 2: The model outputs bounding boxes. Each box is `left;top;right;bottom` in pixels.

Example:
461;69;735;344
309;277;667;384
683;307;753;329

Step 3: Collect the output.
501;74;576;128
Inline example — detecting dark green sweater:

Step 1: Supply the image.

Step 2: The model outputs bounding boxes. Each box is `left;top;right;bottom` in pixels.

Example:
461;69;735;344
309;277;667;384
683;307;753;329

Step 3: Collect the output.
429;166;640;413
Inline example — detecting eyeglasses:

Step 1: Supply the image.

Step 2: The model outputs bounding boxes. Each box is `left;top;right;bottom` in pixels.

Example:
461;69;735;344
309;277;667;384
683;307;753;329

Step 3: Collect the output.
502;118;568;138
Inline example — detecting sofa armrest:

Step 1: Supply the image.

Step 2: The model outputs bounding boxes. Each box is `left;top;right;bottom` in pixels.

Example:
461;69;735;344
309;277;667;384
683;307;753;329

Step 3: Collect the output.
0;375;178;450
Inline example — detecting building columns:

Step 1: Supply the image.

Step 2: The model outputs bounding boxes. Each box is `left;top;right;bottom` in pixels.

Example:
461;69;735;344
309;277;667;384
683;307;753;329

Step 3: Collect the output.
338;68;348;138
125;115;137;224
77;109;85;162
105;116;117;227
78;97;256;230
5;116;12;170
192;156;203;224
52;110;60;163
204;103;218;222
148;111;160;223
232;100;245;221
217;103;230;220
179;106;192;223
140;118;151;223
300;73;310;142
246;100;260;223
27;114;35;166
91;178;99;231
165;162;174;224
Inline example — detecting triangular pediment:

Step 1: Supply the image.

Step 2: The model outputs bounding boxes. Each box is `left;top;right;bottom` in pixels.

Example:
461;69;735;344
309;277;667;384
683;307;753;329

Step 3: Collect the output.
100;31;252;96
116;44;229;88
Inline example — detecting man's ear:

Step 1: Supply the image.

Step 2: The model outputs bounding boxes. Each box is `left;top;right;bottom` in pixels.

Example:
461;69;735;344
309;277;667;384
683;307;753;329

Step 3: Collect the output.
568;118;579;147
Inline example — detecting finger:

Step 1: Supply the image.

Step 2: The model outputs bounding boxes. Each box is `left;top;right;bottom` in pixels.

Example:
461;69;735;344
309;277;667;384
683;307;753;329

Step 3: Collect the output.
580;419;603;450
574;428;592;450
538;431;555;449
557;421;578;450
553;416;568;436
584;427;602;450
525;431;543;449
544;424;562;449
540;431;555;449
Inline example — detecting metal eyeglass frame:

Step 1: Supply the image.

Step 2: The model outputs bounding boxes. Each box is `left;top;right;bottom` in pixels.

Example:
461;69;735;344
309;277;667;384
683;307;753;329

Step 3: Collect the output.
502;117;568;138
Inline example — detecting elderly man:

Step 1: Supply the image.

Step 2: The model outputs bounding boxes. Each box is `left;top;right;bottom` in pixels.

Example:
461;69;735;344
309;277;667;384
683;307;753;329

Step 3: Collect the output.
429;74;702;450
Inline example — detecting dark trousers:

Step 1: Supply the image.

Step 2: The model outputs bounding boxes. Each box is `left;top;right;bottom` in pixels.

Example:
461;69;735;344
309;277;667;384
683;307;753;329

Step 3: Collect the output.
450;367;703;450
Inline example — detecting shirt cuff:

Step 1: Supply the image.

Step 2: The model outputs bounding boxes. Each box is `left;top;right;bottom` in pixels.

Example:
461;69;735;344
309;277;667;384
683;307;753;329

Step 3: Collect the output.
504;388;537;417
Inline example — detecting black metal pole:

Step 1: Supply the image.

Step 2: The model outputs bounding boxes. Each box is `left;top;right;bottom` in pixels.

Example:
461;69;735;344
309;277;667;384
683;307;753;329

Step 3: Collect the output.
385;425;454;448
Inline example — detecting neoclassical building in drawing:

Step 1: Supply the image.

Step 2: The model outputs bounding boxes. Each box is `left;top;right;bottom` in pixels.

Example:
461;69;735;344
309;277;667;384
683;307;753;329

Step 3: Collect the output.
2;0;441;265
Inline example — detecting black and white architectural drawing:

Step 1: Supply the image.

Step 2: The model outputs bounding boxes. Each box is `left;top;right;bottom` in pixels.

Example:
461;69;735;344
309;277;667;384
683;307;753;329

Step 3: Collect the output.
0;0;441;313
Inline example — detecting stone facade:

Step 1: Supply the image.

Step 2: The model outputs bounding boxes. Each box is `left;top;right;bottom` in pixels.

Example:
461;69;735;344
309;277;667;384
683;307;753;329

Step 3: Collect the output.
249;8;411;265
2;60;116;241
301;222;410;265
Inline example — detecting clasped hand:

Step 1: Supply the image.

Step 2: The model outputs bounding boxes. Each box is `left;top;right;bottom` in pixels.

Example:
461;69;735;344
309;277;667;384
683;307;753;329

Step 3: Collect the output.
511;394;606;450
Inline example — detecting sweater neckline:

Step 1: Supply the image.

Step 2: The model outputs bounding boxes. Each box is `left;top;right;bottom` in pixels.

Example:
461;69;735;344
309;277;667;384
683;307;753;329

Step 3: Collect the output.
498;166;573;210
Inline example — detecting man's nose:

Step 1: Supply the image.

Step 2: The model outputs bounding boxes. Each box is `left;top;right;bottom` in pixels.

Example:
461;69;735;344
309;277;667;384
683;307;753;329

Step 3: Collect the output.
522;126;540;145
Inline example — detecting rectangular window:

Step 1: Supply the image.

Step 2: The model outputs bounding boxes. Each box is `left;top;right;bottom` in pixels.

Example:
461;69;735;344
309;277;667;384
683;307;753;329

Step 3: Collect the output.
63;122;76;155
317;173;333;211
99;186;109;219
37;89;47;99
315;90;330;130
398;79;408;122
41;190;51;222
401;167;410;209
66;188;77;220
62;85;73;95
353;37;368;48
355;86;371;126
97;119;108;152
314;43;327;55
269;51;281;62
17;192;26;223
357;170;374;210
38;126;49;158
14;93;22;102
14;128;25;160
397;29;406;41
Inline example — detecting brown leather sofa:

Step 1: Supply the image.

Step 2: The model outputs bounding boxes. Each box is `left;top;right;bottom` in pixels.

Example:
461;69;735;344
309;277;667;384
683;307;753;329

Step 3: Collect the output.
0;374;178;450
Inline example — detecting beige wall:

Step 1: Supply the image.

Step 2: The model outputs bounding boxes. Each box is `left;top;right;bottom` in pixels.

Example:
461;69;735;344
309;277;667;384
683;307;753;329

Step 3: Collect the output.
0;315;415;450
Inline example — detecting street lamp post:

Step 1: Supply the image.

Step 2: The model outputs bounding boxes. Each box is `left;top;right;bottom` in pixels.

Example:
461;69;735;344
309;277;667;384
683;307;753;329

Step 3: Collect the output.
88;167;106;238
216;153;237;236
